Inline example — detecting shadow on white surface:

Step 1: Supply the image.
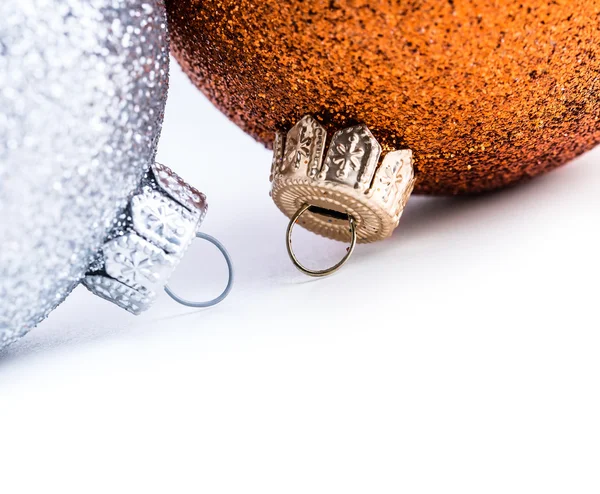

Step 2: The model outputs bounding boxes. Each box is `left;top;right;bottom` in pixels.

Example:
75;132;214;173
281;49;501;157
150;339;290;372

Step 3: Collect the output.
2;62;600;493
1;145;598;364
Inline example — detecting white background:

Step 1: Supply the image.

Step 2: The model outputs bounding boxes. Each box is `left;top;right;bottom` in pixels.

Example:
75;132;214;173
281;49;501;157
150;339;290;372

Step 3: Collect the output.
1;61;600;493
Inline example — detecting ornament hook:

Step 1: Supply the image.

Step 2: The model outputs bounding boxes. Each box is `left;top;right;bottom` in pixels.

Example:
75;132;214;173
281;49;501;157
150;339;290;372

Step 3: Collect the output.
286;203;357;277
165;232;234;308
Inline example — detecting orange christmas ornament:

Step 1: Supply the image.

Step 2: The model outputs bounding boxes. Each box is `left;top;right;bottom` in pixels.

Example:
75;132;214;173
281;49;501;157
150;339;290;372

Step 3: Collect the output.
167;0;600;194
166;0;600;274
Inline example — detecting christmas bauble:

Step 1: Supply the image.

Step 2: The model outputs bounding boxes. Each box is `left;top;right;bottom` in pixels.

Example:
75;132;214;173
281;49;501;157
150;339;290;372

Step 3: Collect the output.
0;0;169;348
167;0;600;195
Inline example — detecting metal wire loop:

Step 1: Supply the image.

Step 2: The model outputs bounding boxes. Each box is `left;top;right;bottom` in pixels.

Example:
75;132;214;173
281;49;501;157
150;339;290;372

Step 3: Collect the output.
164;232;234;308
286;203;357;277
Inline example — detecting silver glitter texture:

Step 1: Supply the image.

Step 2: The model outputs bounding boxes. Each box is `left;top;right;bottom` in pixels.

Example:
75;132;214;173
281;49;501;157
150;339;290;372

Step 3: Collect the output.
0;0;170;348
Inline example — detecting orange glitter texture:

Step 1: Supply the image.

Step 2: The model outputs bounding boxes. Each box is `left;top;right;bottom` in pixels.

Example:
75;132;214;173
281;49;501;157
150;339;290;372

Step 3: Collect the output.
166;0;600;194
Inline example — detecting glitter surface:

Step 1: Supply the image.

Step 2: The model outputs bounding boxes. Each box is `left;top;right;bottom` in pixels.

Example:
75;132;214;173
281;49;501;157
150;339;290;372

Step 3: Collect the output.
167;0;600;195
0;0;170;348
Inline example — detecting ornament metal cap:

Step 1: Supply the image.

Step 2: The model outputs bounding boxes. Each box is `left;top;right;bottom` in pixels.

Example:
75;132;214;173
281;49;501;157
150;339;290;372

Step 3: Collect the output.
83;162;234;314
270;115;415;276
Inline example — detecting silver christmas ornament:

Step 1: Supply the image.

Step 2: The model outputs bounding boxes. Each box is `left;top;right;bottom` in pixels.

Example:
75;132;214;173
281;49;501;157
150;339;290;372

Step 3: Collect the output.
0;0;170;348
82;162;233;315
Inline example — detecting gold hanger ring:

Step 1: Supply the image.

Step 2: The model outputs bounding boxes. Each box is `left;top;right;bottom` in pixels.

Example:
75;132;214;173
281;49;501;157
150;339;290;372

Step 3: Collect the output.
286;203;357;278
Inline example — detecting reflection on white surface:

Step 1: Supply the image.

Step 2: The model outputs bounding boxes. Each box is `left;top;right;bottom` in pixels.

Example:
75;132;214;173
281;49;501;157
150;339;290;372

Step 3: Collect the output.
1;60;599;493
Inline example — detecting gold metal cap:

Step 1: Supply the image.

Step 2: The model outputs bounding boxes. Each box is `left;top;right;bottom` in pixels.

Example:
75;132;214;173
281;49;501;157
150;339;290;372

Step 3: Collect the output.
270;115;415;244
